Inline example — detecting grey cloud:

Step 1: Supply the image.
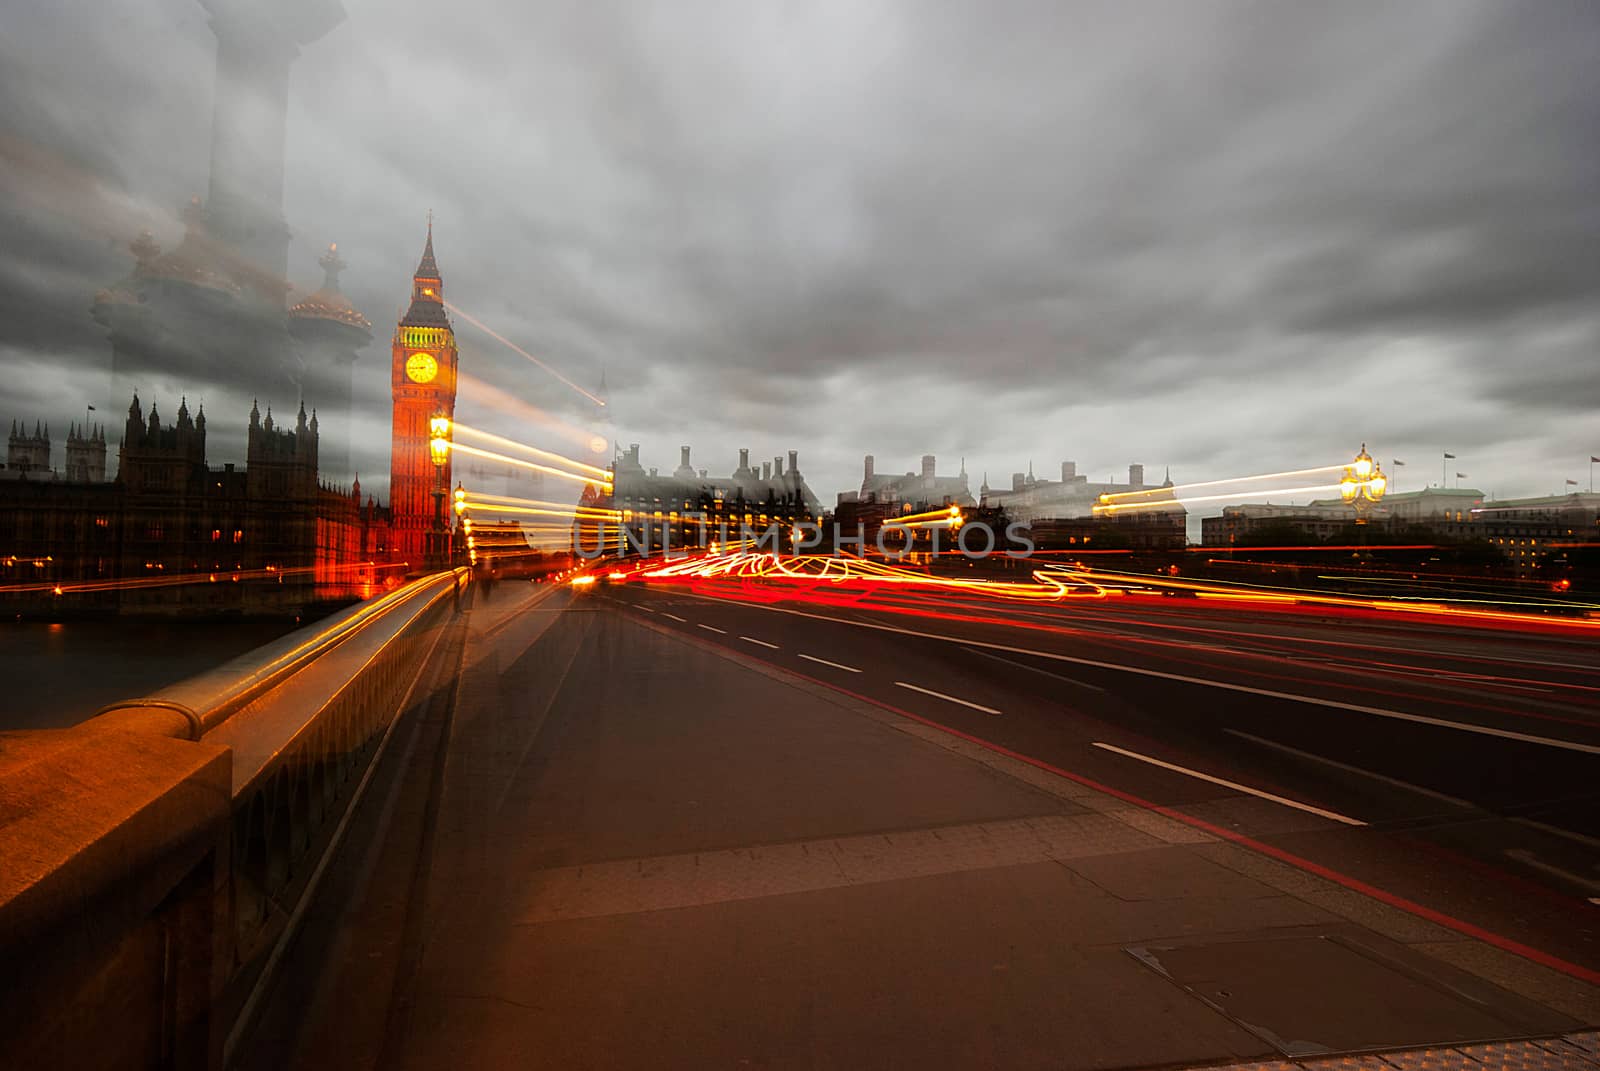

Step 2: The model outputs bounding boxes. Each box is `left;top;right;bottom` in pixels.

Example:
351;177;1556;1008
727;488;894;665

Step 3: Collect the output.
1;0;1596;506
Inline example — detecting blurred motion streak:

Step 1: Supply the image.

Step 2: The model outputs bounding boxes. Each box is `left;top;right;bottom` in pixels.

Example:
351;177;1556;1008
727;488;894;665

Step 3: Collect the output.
444;300;604;405
448;441;613;489
451;423;612;478
1097;463;1347;502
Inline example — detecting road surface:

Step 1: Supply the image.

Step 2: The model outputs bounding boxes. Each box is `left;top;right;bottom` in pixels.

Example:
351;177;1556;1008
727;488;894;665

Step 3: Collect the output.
244;574;1600;1069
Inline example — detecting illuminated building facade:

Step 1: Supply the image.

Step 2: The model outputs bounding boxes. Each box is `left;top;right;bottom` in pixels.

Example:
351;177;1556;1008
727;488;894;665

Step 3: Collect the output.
600;444;822;556
0;396;393;615
387;224;459;570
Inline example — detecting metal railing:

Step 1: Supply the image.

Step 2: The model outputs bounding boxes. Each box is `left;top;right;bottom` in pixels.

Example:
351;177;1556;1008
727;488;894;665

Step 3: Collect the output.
0;568;468;1070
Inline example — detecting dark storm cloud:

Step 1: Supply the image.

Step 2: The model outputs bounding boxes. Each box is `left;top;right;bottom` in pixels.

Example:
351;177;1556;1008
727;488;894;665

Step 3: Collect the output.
2;0;1596;503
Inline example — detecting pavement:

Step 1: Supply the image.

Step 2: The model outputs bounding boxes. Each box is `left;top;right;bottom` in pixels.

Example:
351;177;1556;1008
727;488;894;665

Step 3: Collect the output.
246;573;1600;1070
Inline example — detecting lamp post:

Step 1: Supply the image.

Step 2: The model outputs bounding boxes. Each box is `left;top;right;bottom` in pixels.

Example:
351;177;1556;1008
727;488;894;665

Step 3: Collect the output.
452;482;467;566
1340;443;1387;559
428;412;451;571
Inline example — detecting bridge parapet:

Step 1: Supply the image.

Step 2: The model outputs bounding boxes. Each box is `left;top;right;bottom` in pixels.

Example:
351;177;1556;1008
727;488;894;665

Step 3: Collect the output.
0;569;467;1070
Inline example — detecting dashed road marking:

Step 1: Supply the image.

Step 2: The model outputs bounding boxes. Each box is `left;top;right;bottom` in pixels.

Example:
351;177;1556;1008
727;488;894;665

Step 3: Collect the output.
1091;741;1366;826
1223;728;1473;809
798;653;860;673
721;601;1600;756
741;636;780;649
895;681;1001;716
961;645;1104;692
661;612;687;623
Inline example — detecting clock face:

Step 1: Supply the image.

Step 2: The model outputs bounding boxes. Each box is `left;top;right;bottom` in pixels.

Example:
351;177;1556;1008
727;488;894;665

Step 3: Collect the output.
405;352;439;384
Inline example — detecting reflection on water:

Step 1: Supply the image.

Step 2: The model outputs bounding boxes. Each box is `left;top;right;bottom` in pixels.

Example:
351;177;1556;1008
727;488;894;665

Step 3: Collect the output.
0;619;298;730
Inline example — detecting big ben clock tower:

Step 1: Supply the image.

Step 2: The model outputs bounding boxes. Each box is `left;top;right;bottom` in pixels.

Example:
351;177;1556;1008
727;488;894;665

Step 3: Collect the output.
389;220;458;567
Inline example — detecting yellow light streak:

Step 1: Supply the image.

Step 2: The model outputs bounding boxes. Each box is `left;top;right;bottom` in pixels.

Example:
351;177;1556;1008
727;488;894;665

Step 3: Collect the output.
1098;464;1347;503
464;490;618;516
886;505;963;526
450;441;613;490
1095;482;1345;514
452;423;612;480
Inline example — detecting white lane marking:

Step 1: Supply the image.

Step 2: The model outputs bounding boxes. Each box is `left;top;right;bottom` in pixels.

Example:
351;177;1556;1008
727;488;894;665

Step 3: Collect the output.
1503;849;1600;894
895;681;1002;716
660;612;687;623
1091;742;1367;827
741;636;780;649
715;599;1600;756
960;645;1105;692
1508;817;1600;852
635;605;656;614
1222;729;1474;809
697;623;727;635
798;653;861;674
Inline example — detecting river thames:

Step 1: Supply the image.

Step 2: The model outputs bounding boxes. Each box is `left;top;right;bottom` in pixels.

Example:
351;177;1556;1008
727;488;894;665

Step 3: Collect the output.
0;618;297;730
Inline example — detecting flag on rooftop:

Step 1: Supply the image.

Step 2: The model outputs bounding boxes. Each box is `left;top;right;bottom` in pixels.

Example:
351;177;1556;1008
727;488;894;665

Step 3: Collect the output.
1566;479;1579;486
1392;459;1406;466
1444;452;1456;459
1456;472;1467;479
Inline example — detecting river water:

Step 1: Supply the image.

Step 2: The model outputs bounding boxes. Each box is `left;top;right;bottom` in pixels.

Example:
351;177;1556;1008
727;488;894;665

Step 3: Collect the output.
0;619;297;730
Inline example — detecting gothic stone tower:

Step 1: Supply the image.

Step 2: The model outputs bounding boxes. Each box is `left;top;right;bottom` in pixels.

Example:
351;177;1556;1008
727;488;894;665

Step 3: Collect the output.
388;223;458;568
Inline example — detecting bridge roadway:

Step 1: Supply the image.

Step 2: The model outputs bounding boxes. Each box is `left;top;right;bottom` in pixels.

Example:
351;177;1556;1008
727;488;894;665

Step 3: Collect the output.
245;575;1600;1069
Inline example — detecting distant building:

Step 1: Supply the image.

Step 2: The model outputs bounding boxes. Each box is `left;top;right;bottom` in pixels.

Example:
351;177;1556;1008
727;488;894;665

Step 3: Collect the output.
841;454;975;511
1199;488;1489;546
1197;486;1600;577
979;459;1168;522
592;443;822;556
0;396;393;615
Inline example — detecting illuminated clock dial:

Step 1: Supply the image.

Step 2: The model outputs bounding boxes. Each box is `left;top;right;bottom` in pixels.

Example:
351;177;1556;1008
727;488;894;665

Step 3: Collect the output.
405;352;439;383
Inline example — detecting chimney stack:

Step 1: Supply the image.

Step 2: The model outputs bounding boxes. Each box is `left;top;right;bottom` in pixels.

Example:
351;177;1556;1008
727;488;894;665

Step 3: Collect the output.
864;454;875;481
762;461;771;480
773;455;785;478
739;448;749;469
788;449;798;475
673;445;695;479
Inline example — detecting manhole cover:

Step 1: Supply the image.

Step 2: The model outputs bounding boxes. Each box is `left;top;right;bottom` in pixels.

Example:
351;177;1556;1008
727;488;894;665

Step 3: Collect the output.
1127;931;1561;1058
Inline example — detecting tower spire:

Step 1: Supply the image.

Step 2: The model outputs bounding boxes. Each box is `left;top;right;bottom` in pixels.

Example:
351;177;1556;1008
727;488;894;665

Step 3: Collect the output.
415;213;439;280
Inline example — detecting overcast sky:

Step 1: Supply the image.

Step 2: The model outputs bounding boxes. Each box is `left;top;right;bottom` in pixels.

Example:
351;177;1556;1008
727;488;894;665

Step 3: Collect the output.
2;0;1597;510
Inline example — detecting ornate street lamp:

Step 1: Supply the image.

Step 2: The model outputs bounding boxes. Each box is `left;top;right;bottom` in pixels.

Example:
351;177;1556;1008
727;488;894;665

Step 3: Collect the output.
1340;444;1387;557
428;412;451;569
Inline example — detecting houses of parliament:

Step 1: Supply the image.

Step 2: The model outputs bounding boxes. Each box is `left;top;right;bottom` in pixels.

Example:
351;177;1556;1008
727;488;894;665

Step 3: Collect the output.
0;228;460;616
0;5;469;615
